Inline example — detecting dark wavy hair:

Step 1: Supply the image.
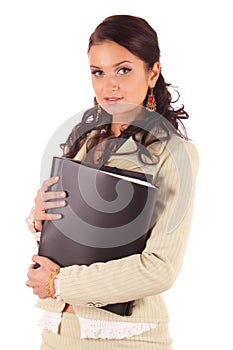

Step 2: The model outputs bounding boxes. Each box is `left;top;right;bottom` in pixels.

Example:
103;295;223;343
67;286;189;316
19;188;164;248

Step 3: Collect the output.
61;15;189;164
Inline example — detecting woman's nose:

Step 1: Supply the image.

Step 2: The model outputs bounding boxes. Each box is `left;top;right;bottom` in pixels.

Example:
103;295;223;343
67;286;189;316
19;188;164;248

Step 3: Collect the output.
105;74;120;91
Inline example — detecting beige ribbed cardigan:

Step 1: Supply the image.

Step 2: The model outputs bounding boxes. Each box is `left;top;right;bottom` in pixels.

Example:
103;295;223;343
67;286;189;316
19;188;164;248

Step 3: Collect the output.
36;132;198;325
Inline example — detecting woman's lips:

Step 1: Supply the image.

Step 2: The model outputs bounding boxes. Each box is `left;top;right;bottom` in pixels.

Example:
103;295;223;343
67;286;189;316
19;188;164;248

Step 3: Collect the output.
104;97;124;104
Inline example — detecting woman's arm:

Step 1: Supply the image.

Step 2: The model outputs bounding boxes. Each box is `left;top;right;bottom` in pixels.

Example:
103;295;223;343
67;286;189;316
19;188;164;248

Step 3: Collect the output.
56;140;199;307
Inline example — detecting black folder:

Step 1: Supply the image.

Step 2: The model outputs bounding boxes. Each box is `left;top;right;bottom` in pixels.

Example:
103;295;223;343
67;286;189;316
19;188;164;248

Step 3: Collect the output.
38;157;159;316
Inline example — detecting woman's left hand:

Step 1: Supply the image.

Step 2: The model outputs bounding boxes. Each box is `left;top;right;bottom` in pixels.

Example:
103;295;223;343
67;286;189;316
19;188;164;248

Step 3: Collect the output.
26;255;60;299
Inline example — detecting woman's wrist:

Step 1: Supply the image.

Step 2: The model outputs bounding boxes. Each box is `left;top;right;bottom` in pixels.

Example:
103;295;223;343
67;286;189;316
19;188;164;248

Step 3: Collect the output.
54;274;63;302
45;269;61;300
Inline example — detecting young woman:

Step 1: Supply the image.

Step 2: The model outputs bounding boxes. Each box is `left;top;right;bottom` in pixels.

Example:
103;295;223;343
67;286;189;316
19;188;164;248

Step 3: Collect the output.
26;15;198;349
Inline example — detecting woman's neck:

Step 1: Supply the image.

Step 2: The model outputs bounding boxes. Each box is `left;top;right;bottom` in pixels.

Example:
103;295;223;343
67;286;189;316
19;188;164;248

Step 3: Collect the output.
110;122;128;137
110;105;144;137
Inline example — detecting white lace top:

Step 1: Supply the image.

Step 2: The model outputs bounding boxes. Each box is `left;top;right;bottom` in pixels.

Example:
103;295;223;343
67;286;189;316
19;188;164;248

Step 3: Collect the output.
39;310;160;339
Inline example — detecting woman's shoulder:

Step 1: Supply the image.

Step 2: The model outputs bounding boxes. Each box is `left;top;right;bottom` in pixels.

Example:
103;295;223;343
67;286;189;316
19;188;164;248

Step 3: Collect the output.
173;134;199;165
170;133;198;155
148;133;199;168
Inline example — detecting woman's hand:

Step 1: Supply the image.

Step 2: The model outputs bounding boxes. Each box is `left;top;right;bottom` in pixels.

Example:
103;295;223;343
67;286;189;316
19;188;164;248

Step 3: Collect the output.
26;255;60;299
34;176;67;231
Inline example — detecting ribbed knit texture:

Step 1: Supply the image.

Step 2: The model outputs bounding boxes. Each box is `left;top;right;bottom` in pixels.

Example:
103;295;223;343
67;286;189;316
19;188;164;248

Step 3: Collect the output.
37;133;198;349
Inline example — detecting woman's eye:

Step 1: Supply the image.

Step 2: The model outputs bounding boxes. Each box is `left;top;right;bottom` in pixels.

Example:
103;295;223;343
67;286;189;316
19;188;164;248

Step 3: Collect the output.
91;70;104;77
117;67;131;75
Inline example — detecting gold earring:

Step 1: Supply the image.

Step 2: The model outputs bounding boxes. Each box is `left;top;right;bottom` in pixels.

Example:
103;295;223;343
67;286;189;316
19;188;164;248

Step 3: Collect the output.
146;87;156;112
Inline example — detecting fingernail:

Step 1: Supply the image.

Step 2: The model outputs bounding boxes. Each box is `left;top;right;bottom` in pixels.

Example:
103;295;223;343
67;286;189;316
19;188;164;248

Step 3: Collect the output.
56;214;62;219
61;192;66;197
54;176;59;181
60;201;66;206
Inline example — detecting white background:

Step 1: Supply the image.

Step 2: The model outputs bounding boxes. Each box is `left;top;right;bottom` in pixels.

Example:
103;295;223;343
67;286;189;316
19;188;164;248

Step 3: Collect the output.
1;1;232;349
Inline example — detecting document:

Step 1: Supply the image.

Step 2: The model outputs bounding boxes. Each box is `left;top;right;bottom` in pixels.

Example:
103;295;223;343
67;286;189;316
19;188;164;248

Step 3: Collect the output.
38;156;159;315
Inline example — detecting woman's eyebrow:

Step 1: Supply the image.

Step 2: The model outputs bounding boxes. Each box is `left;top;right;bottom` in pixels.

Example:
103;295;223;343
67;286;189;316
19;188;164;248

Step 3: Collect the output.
112;60;133;67
90;60;133;69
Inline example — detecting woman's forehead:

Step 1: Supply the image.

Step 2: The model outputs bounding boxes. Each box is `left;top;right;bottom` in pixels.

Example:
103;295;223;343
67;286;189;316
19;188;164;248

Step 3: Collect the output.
88;41;143;68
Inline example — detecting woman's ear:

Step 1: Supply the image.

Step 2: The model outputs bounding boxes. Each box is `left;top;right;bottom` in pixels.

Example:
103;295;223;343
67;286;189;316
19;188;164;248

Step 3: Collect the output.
148;61;161;88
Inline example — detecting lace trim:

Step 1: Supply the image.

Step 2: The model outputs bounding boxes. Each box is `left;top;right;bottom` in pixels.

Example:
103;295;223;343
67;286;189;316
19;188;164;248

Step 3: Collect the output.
38;311;62;334
54;275;63;302
38;310;160;339
77;315;159;339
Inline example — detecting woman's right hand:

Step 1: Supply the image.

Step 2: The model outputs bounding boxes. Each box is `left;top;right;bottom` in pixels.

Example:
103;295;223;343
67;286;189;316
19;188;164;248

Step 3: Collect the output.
34;176;67;232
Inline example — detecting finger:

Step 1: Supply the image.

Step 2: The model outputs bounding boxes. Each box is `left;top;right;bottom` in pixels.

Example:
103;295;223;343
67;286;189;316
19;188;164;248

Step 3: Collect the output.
34;177;59;204
31;255;60;270
34;199;66;222
31;255;49;265
34;192;48;216
35;212;62;221
31;254;57;267
34;199;66;219
42;191;67;202
43;199;66;210
41;177;59;193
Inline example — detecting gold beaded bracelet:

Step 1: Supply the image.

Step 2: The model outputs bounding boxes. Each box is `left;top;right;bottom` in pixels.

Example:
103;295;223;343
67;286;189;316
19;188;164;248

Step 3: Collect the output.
45;269;60;299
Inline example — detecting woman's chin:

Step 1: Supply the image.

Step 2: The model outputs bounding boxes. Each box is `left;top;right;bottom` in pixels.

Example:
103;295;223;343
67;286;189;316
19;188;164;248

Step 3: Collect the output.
102;102;142;117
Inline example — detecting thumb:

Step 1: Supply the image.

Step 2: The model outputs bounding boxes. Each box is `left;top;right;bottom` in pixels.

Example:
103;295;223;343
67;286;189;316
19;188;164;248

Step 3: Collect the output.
32;255;50;266
32;255;60;270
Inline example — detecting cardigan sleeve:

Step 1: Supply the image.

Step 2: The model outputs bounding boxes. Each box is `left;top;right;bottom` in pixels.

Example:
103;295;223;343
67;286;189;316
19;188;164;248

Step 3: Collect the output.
58;139;199;307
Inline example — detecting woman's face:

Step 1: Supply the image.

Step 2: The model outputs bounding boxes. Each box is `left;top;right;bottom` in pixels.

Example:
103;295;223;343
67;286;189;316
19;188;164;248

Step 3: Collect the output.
88;41;160;117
